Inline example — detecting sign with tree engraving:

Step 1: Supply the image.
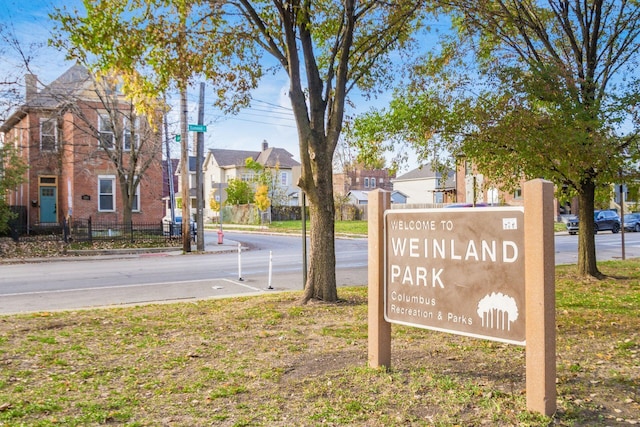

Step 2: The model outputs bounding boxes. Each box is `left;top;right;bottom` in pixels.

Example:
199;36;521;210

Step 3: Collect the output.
384;207;525;345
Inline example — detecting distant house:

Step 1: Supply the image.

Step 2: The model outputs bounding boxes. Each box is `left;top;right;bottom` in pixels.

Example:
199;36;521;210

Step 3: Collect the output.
191;140;301;221
390;190;408;204
346;190;369;205
455;159;523;207
162;159;179;200
333;165;395;197
173;155;201;219
162;158;179;218
392;165;456;205
0;64;163;231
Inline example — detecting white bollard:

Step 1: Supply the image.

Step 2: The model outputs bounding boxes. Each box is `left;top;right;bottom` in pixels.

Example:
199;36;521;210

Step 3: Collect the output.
267;250;273;289
237;242;243;281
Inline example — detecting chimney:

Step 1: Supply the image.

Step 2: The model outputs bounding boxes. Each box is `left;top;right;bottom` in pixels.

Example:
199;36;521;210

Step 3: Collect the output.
25;74;38;102
262;139;268;151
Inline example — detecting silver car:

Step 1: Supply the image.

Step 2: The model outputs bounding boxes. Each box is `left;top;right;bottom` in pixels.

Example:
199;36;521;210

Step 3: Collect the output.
623;213;640;232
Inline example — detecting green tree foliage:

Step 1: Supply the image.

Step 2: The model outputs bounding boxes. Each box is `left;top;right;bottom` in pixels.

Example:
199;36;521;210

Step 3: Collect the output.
0;143;27;234
209;189;220;212
53;0;429;301
352;0;640;278
51;0;260;117
225;179;253;205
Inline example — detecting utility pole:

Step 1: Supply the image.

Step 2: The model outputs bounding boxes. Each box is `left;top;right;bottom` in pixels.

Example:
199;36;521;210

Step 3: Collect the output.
180;85;191;252
195;82;205;251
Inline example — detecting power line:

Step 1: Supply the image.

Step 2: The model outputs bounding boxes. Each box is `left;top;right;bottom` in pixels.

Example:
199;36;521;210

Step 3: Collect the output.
208;114;297;128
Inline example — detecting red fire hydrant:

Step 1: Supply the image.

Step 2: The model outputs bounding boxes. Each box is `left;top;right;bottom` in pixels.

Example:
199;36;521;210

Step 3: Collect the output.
217;230;224;244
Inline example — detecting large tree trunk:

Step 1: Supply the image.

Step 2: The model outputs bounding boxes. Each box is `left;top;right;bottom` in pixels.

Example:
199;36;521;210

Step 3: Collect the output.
302;198;338;302
576;179;601;278
120;181;133;226
300;137;338;303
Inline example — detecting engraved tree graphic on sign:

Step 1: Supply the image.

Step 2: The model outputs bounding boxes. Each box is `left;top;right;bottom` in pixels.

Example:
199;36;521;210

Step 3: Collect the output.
477;292;519;331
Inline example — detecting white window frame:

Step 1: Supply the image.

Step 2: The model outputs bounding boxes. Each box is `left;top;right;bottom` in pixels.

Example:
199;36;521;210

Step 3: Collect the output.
280;171;288;186
98;175;116;212
371;177;376;188
364;177;369;188
98;114;115;150
40;118;57;151
514;188;523;199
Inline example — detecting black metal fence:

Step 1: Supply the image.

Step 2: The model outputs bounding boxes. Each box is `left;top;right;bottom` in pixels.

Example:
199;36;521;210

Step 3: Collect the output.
2;216;190;244
68;218;173;243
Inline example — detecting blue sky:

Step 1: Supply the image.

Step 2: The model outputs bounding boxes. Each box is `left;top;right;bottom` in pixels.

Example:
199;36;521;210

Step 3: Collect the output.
1;0;440;172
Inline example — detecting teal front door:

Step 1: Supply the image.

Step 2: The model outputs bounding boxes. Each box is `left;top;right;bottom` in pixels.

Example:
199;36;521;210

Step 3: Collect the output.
39;186;57;223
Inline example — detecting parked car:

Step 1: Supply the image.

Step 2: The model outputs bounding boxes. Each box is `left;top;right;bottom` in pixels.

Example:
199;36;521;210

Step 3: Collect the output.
565;216;579;234
566;210;621;235
162;216;196;237
623;213;640;232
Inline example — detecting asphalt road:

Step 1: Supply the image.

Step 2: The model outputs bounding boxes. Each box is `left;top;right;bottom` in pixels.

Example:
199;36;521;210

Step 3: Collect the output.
0;231;368;314
1;230;639;315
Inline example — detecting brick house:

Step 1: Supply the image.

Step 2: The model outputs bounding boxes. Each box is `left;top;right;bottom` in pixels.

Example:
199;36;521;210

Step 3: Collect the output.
333;165;395;197
0;64;163;231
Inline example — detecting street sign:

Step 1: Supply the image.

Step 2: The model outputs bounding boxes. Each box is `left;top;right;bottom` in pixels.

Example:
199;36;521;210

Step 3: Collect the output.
188;124;207;132
175;135;181;142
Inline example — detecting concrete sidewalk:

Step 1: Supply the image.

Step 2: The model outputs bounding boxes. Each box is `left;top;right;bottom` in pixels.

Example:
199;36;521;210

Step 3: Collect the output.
0;236;244;264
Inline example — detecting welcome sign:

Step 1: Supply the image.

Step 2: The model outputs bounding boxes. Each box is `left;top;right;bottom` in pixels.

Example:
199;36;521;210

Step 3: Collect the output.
384;207;525;345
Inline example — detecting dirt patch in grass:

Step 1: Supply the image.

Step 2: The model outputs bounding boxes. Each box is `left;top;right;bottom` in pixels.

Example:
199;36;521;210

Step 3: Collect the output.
0;262;638;426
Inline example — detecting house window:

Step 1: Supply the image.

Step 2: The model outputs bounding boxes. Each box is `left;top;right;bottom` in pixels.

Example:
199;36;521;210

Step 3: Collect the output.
123;118;139;151
99;115;115;149
40;118;57;151
280;172;288;186
364;177;369;188
514;188;523;199
241;173;253;182
98;175;116;211
371;178;376;188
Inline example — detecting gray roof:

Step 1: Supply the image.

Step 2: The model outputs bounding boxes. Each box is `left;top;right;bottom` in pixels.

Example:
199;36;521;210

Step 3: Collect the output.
209;149;259;167
347;190;369;201
395;165;440;180
1;64;95;132
255;147;300;168
394;165;456;189
209;146;300;169
30;64;92;109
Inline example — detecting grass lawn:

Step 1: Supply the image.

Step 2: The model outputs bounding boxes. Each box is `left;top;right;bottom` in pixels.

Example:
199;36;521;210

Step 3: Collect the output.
0;261;638;426
235;220;566;236
267;220;368;236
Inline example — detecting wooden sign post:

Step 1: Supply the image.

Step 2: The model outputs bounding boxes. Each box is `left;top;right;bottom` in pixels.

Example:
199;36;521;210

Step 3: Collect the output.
524;179;557;415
